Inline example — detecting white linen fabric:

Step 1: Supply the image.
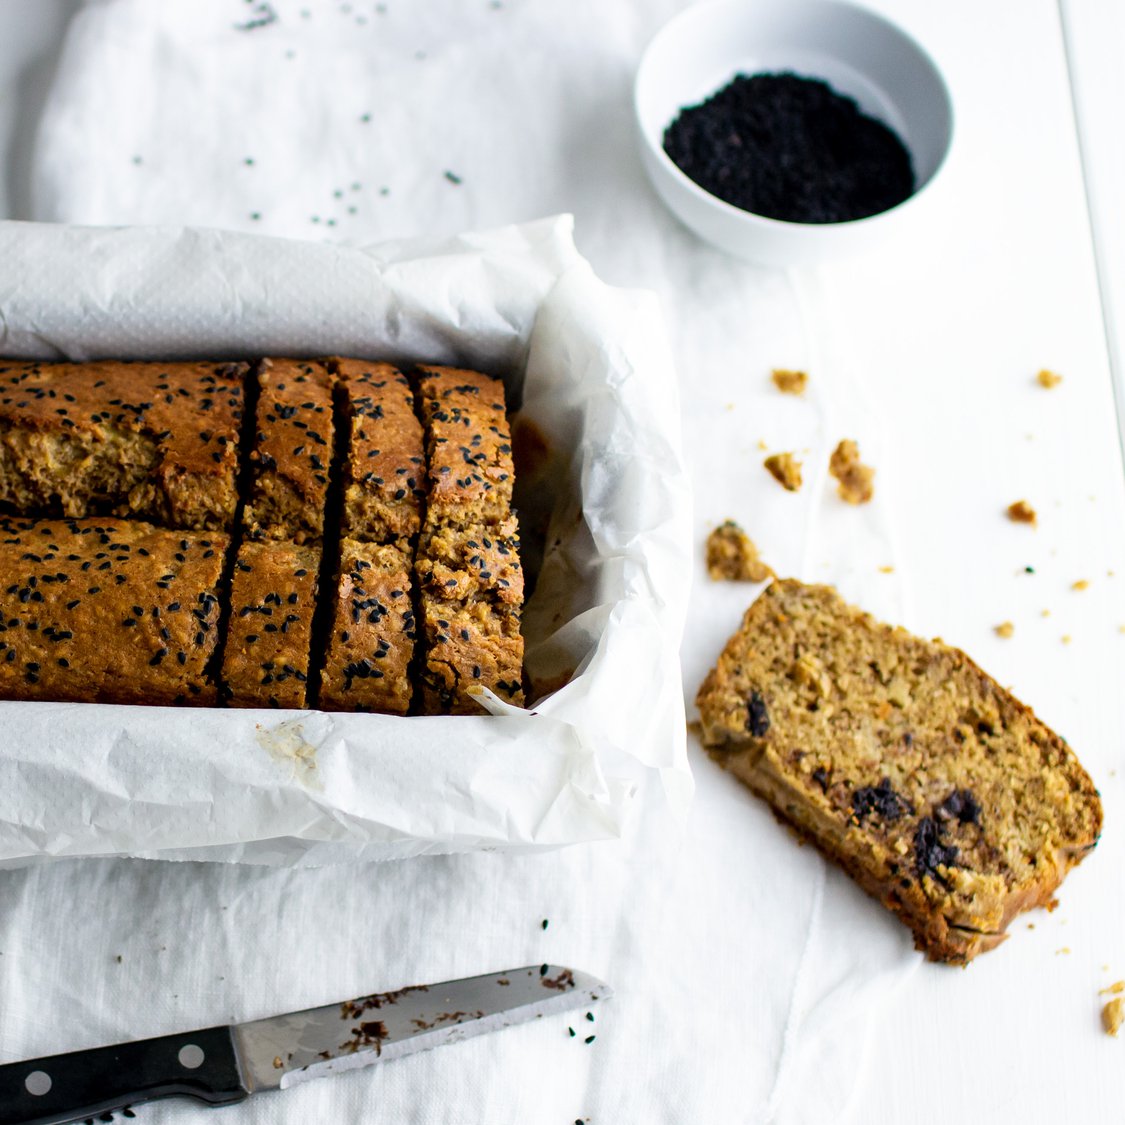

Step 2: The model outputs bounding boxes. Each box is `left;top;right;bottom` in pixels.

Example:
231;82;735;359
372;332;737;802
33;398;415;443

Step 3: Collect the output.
9;0;921;1121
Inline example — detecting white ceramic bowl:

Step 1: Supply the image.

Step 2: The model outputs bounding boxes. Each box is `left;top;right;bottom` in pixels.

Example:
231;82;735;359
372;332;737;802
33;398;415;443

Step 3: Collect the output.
634;0;954;266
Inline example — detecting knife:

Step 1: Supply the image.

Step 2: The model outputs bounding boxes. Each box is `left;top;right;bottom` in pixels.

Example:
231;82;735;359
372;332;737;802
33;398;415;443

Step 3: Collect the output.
0;963;608;1125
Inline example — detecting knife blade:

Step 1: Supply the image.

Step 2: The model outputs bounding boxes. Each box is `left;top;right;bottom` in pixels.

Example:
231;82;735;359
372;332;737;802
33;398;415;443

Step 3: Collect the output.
0;964;609;1125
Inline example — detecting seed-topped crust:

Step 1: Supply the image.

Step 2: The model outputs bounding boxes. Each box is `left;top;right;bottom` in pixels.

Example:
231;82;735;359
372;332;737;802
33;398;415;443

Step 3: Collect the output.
696;579;1102;963
415;518;523;605
331;358;424;547
420;598;524;715
0;516;228;706
244;359;336;544
0;360;246;531
415;365;514;530
318;539;415;714
222;539;320;710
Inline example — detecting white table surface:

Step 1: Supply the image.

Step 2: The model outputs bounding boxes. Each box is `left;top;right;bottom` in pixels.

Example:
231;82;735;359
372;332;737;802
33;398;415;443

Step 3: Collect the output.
2;1;1124;1121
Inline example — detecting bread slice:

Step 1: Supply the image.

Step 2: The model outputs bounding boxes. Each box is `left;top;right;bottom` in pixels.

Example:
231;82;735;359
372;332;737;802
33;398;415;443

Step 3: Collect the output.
331;359;425;547
0;517;228;706
244;359;335;544
0;360;246;531
696;579;1102;963
415;365;514;531
221;539;320;709
317;539;415;714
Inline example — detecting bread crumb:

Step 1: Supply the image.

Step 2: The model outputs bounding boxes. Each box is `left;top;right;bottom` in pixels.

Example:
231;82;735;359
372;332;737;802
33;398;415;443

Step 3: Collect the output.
1056;946;1071;955
1103;997;1125;1037
725;403;735;411
1100;981;1125;996
1037;369;1063;389
771;368;808;395
1007;500;1037;525
828;439;875;504
1026;923;1035;930
705;521;775;582
757;439;768;451
994;622;1014;639
1072;579;1089;591
1061;635;1072;645
764;452;803;492
1042;609;1051;618
878;565;894;574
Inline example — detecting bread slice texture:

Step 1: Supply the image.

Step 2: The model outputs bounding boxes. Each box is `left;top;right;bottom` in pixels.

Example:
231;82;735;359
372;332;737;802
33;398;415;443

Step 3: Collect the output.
695;579;1102;963
0;517;228;706
0;360;246;531
318;539;415;714
221;540;320;709
415;365;514;531
244;359;335;544
332;359;425;547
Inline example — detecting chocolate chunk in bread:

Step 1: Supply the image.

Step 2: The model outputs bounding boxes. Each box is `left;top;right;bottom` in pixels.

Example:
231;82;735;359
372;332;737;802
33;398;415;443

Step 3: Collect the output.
415;365;514;530
221;539;320;709
244;359;335;544
695;579;1102;963
318;539;415;714
0;360;246;531
331;358;424;546
0;517;228;705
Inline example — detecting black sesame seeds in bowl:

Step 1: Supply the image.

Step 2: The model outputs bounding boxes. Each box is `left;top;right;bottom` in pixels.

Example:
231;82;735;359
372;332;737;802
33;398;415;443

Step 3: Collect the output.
634;0;954;265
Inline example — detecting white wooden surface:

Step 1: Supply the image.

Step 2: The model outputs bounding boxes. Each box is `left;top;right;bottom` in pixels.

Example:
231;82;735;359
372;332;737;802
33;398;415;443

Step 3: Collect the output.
1;1;1123;1120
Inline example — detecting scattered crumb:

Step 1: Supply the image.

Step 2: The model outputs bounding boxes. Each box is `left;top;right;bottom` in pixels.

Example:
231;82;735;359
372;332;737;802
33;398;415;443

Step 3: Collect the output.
878;565;894;574
1056;946;1071;955
1119;625;1125;634
1007;500;1037;525
725;403;735;412
771;368;808;395
1061;635;1072;645
994;622;1014;639
1026;923;1035;930
1047;897;1059;912
1037;368;1064;389
1103;997;1125;1037
1100;981;1125;996
1072;579;1090;591
273;1056;284;1070
705;521;775;582
756;439;768;451
828;439;875;504
1042;609;1051;618
764;452;803;492
115;954;122;963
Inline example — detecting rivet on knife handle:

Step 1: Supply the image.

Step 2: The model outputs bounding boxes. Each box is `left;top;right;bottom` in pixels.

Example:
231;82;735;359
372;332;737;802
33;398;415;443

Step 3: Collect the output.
0;1025;249;1125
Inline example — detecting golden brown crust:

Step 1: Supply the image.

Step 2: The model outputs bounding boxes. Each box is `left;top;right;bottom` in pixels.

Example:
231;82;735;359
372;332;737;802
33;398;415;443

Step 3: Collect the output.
221;540;320;709
318;540;415;714
416;365;514;529
415;518;523;605
696;579;1102;963
420;598;524;714
331;359;425;547
0;516;227;705
244;359;335;544
0;360;245;531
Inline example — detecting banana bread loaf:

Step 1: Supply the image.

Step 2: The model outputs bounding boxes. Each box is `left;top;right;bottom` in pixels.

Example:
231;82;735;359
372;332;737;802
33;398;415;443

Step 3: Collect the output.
696;579;1102;963
0;360;246;531
221;539;320;709
0;516;228;705
243;359;335;544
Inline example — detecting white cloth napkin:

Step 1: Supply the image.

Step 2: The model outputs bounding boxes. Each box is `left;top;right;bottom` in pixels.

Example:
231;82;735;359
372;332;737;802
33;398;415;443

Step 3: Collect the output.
12;1;920;1121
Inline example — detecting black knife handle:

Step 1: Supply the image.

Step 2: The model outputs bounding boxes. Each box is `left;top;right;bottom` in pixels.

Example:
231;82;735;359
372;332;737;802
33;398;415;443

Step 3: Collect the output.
0;1024;249;1125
